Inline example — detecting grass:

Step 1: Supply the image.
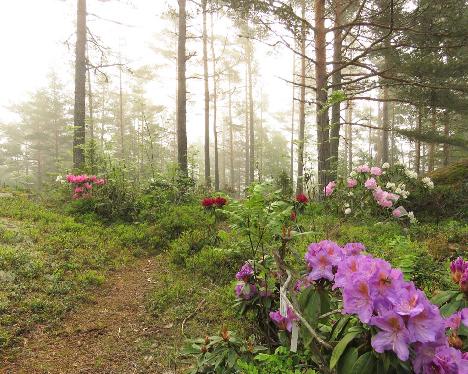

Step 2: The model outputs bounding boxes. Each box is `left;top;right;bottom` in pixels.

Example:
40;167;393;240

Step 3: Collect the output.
0;192;150;350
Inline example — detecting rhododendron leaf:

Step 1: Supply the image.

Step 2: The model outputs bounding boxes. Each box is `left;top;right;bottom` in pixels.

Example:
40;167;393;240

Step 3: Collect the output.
300;288;321;328
440;299;463;317
337;346;358;374
330;331;360;369
330;315;351;341
431;290;458;307
350;352;376;374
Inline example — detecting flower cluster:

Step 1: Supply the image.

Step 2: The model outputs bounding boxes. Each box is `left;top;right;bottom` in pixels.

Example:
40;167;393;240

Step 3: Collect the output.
269;307;298;332
303;241;467;371
324;164;424;223
295;193;309;204
201;196;228;209
235;262;257;300
65;174;106;199
450;257;468;294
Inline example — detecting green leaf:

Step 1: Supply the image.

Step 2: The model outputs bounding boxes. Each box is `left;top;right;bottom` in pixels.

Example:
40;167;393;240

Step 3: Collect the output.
430;290;458;306
337;347;358;374
330;332;360;369
440;300;462;317
350;352;376;374
330;315;351;341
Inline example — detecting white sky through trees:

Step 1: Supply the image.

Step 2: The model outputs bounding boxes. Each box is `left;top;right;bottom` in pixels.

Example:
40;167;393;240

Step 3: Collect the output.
0;0;295;142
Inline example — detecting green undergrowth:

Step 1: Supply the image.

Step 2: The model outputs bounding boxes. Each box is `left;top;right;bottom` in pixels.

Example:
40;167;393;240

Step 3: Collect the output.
0;192;158;351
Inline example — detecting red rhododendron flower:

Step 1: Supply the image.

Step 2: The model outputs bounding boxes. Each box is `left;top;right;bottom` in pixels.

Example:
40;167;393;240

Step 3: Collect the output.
202;197;215;207
214;196;227;207
296;193;309;204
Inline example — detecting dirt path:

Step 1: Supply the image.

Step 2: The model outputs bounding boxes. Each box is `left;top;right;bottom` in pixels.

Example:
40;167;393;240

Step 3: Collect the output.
2;256;185;374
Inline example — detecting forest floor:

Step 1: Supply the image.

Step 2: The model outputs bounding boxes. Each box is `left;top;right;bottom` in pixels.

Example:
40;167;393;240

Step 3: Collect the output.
2;255;188;374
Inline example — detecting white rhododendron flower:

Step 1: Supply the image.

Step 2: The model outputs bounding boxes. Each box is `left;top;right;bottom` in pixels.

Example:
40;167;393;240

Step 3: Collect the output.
421;177;434;189
344;208;352;215
382;162;390;169
404;169;418;179
386;182;396;190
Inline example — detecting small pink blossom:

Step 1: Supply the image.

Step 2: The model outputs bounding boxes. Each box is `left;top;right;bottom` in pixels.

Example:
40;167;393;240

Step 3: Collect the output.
364;177;378;190
356;165;370;173
347;178;358;188
324;181;336;196
370;166;382;176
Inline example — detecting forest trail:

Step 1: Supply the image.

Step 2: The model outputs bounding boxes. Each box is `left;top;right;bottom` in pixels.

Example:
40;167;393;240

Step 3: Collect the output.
2;256;185;374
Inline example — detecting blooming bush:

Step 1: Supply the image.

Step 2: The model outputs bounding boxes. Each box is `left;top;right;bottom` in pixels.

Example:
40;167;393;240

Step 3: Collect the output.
324;164;434;223
233;241;467;373
65;174;106;199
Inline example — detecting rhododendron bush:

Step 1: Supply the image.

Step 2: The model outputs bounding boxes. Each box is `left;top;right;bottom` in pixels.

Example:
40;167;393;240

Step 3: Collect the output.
234;243;467;373
65;174;106;199
324;163;434;224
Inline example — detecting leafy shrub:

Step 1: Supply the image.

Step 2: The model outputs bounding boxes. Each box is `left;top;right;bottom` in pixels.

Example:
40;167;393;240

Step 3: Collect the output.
169;229;211;266
185;245;245;283
158;205;210;240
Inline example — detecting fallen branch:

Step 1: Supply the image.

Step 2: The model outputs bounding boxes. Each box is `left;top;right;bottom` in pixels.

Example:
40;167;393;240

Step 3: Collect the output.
181;298;206;337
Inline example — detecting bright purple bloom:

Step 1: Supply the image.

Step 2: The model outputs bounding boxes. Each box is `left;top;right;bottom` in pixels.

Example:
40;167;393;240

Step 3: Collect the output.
432;346;463;374
445;309;468;330
370;166;382;176
364;177;378;190
342;242;365;256
343;274;375;323
389;286;426;317
306;248;335;281
235;282;257;300
236;262;254;282
450;257;467;284
370;310;411;361
269;307;298;332
407;301;445;343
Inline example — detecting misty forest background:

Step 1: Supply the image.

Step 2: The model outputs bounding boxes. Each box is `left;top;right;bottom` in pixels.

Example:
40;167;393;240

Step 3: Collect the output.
0;0;466;194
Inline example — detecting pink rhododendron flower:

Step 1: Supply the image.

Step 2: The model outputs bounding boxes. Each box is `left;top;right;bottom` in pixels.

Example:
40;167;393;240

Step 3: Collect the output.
364;177;377;190
236;262;254;282
347;178;358;188
370;166;382;176
235;282;257;300
356;164;370;173
324;181;336;196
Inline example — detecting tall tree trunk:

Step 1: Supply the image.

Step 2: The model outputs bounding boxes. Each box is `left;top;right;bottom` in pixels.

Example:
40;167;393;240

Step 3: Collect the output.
202;0;210;187
119;62;125;159
315;0;330;193
259;91;263;182
73;0;87;170
247;38;255;184
228;75;235;189
428;106;436;172
415;106;422;175
346;100;353;174
443;110;450;166
381;85;390;164
177;0;188;175
87;58;95;170
290;49;295;185
100;82;106;151
296;0;306;194
329;0;343;179
391;102;395;166
244;66;249;188
210;12;220;191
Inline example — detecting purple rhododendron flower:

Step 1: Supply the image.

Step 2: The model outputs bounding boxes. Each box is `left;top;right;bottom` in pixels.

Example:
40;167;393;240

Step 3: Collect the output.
342;242;365;256
432;346;463;374
236;262;254;282
269;307;298;332
370;310;411;361
407;301;444;343
445;308;468;330
306;248;335;281
235;282;257;300
343;274;376;323
389;286;426;317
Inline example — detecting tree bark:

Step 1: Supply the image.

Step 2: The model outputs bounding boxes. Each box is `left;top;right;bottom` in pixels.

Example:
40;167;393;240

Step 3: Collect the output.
244;66;249;187
119;62;125;159
329;0;343;179
346;100;353;174
315;0;330;193
247;38;255;184
296;0;306;195
73;0;87;170
415;106;422;175
210;12;220;191
202;0;210;187
177;0;188;175
443;110;450;166
290;49;295;186
228;75;235;189
381;85;390;164
428;106;436;172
